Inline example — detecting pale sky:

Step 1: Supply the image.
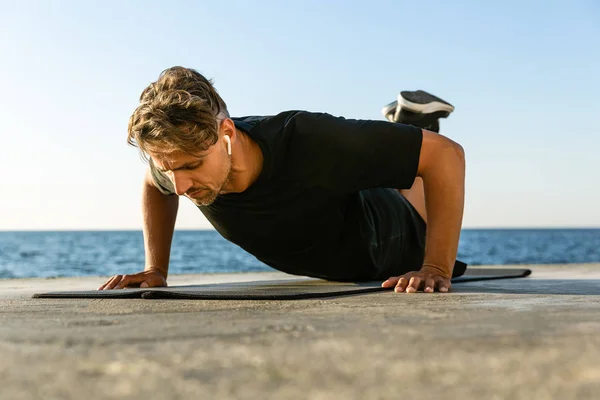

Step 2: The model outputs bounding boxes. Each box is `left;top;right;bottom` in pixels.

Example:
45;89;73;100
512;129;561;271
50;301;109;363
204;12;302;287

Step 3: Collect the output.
1;0;599;230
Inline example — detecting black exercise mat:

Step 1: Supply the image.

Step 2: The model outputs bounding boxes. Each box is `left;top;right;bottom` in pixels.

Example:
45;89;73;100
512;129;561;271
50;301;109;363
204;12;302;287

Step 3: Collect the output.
33;267;531;300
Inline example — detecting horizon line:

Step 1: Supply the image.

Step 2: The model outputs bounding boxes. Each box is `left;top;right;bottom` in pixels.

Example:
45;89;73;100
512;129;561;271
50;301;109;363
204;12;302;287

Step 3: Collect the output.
1;227;600;232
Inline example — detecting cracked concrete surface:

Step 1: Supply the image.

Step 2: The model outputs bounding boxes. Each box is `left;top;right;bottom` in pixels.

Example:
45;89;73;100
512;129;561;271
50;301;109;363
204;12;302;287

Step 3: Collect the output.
1;265;600;400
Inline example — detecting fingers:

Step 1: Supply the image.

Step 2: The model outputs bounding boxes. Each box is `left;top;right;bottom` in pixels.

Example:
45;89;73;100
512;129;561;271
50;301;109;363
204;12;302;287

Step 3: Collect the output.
98;275;123;290
381;273;452;294
405;276;421;293
436;277;451;293
424;277;435;293
394;276;410;293
114;275;133;290
97;270;167;291
382;274;418;293
382;275;411;292
381;276;400;288
97;274;143;290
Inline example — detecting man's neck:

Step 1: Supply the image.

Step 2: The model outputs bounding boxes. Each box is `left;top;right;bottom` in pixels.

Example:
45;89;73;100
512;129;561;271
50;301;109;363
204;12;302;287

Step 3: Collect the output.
221;129;264;194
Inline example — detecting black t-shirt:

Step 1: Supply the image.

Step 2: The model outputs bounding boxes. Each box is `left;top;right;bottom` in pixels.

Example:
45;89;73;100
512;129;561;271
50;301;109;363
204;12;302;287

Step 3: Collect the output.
150;111;423;280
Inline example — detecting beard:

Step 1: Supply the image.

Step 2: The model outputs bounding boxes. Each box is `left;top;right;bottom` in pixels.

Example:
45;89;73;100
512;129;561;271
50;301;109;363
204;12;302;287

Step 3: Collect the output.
189;189;219;207
187;155;233;207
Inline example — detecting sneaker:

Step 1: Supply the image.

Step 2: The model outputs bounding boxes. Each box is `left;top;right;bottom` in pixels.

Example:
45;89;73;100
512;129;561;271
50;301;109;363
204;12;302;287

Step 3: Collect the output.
397;90;454;116
381;90;454;133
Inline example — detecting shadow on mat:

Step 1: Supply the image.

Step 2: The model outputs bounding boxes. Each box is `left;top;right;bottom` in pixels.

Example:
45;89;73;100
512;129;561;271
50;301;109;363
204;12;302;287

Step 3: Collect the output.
451;279;600;295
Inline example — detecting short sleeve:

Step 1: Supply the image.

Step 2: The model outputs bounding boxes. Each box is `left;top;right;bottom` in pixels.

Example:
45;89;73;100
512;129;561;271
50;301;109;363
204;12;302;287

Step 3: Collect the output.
148;158;176;196
286;111;423;193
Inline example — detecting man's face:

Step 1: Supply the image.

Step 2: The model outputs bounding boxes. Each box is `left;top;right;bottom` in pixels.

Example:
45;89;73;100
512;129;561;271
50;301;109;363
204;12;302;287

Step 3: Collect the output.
150;136;232;207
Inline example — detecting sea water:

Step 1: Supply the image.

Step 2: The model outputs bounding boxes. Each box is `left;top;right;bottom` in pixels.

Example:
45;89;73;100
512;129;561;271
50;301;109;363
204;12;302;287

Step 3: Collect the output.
1;229;599;279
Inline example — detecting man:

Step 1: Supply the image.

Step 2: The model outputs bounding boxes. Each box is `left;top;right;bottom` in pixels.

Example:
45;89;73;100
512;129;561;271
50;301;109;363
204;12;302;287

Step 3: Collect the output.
98;66;465;294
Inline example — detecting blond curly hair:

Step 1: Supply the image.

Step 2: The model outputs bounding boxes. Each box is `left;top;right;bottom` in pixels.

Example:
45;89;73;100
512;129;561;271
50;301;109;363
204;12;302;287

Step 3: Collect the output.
127;66;230;161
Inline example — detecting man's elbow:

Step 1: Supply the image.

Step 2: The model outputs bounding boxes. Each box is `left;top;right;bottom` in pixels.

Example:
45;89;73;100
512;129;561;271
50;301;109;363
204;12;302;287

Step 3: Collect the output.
439;133;464;159
437;138;465;171
418;130;465;177
449;142;466;177
453;142;465;163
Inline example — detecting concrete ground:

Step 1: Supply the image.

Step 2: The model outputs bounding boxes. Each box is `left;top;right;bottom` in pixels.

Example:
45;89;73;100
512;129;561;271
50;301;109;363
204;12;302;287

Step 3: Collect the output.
1;264;600;400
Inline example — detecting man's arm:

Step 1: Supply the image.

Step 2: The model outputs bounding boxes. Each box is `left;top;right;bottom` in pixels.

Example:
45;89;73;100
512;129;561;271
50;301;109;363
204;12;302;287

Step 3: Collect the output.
383;129;465;293
97;167;179;290
141;166;179;279
419;129;465;278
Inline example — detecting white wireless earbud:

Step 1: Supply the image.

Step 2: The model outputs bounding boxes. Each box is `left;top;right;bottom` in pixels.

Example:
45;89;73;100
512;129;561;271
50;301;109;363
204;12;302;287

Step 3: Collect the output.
224;135;231;156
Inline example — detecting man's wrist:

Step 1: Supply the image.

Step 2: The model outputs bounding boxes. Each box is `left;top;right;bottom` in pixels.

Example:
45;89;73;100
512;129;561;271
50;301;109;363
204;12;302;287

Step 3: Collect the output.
420;263;452;279
145;265;168;278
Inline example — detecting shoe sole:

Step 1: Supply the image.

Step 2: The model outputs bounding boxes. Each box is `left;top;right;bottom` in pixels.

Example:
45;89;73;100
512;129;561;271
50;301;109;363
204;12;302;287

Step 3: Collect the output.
399;90;454;114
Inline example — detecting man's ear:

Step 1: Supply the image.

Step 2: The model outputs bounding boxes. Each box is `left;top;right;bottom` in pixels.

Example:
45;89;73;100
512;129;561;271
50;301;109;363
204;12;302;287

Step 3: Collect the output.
219;118;237;139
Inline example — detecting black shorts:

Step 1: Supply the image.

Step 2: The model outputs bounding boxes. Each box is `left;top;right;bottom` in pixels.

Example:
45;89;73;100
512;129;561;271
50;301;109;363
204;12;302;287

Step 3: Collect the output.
355;187;427;280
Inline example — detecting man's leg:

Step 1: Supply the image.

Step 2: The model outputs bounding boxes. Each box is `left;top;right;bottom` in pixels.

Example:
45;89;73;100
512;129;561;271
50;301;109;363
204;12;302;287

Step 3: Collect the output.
399;177;427;224
382;90;455;223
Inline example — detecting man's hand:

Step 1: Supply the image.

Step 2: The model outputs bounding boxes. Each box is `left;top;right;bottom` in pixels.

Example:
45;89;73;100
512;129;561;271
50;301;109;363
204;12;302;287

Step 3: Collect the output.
98;269;167;290
381;265;451;293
